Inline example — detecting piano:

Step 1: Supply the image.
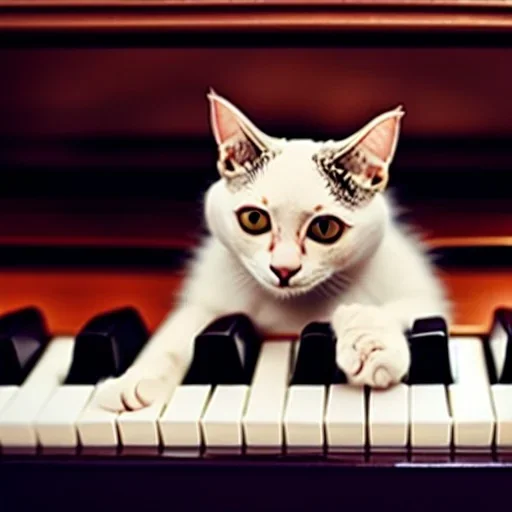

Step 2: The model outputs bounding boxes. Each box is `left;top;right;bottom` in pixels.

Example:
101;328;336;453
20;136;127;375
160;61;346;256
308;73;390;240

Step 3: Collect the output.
1;1;512;510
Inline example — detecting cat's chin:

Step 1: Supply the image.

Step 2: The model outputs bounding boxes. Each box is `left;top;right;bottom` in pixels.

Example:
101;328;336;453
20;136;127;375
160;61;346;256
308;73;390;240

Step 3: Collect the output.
253;276;324;300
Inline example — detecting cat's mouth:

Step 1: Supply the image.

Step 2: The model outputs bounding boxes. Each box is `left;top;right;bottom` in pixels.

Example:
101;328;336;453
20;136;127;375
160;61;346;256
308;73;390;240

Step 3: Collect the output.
260;275;324;298
267;282;314;298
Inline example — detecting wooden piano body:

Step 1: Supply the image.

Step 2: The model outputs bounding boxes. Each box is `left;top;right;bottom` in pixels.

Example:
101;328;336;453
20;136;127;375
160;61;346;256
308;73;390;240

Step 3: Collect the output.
1;2;512;510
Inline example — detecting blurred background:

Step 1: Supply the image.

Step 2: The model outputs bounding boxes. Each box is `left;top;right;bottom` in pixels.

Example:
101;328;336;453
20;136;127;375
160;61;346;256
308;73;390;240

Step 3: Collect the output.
0;29;511;335
1;46;512;206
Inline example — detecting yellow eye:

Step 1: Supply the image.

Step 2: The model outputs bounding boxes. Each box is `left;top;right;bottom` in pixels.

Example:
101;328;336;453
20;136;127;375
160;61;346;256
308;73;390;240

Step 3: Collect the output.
237;207;271;235
307;216;345;244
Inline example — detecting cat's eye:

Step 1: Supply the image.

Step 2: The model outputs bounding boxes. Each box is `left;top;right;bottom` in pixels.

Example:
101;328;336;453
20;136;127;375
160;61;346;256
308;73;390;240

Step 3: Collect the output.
236;207;271;235
307;216;345;244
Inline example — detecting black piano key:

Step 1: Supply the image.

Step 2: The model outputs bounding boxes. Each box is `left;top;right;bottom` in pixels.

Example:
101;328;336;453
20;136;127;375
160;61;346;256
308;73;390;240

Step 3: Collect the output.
0;307;51;385
405;316;453;385
290;322;347;385
484;308;512;384
64;307;150;385
183;314;262;386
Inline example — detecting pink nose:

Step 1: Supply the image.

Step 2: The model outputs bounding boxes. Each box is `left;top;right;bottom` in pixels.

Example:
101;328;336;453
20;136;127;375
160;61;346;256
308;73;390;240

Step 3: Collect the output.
270;265;302;286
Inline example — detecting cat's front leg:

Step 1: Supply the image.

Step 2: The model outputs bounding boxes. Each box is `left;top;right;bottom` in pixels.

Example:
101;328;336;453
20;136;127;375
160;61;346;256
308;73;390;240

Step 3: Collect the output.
332;303;411;388
92;304;218;412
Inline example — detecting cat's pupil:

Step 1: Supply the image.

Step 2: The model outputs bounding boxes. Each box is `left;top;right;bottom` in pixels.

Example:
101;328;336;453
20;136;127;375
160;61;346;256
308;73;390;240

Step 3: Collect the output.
249;211;260;224
318;219;330;235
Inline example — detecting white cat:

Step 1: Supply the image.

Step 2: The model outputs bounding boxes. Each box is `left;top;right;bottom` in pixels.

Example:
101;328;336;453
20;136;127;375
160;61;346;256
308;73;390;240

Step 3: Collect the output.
94;90;450;412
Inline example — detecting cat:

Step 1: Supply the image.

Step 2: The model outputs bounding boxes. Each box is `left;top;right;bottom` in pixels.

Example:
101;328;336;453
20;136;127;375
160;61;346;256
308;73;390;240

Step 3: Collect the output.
93;90;450;412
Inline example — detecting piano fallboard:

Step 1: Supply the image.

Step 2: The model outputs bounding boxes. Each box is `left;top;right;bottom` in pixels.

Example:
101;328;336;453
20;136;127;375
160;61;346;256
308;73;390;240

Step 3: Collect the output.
1;453;512;512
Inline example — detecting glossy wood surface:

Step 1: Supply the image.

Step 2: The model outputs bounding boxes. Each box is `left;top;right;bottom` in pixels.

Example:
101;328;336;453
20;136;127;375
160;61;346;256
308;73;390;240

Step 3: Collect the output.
2;0;512;35
1;263;510;338
1;198;510;250
3;48;512;142
3;1;511;5
3;454;512;512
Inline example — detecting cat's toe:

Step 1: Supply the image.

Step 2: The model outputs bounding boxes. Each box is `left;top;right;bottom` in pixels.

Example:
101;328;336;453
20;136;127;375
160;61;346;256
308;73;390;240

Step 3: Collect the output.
136;376;169;406
93;372;150;412
373;367;392;388
363;341;410;388
332;303;411;387
354;334;382;361
336;343;364;378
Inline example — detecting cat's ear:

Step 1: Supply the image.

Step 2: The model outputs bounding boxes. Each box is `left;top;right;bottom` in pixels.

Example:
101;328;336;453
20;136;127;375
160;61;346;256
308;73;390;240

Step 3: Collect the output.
338;106;404;191
314;106;404;209
207;89;278;180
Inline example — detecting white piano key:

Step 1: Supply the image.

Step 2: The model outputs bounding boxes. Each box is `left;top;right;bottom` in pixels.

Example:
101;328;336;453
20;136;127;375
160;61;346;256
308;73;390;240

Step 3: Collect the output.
76;390;119;448
0;337;74;447
490;385;512;448
242;341;293;453
368;383;409;449
449;336;490;385
200;385;249;451
449;385;495;448
283;385;325;452
0;387;17;415
158;385;211;450
448;337;495;448
34;385;95;447
324;384;365;450
410;385;452;449
117;397;167;447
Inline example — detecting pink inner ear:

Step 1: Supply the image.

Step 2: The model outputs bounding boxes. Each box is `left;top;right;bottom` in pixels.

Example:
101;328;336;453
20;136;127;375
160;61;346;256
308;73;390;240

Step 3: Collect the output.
360;116;399;163
210;98;242;145
364;164;383;181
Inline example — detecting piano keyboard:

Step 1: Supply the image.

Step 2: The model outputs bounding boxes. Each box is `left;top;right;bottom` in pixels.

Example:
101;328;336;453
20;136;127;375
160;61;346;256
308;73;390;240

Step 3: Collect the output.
0;305;511;462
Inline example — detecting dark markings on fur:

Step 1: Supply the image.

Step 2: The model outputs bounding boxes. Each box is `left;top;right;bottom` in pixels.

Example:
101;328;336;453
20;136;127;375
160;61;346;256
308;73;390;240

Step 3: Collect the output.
221;150;277;192
312;147;378;210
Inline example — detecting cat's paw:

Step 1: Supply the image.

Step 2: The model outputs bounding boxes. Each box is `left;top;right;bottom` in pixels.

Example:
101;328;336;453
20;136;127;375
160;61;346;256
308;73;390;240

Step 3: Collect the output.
92;367;172;412
332;304;410;388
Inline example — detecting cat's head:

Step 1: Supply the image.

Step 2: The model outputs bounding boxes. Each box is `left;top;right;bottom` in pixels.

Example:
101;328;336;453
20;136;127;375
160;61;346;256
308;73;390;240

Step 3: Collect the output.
204;90;404;298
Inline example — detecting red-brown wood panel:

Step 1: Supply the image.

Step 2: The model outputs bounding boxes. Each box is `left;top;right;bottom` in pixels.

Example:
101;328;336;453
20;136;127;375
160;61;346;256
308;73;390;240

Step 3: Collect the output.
0;266;510;338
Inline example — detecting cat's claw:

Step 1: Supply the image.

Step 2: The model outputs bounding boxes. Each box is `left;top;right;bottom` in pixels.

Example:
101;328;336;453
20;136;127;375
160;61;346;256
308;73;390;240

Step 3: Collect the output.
332;304;410;388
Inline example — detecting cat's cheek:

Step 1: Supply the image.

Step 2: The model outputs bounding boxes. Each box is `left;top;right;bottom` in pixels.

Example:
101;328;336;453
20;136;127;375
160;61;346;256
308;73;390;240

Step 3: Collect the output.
244;248;271;270
239;249;274;284
302;238;346;272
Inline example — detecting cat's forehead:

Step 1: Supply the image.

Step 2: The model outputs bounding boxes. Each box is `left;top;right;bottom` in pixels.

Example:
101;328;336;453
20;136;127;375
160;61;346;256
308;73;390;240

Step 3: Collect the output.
226;138;375;225
249;141;335;206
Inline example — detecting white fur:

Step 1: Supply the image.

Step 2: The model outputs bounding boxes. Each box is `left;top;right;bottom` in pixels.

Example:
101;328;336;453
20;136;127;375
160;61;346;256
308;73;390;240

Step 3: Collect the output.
93;96;450;412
